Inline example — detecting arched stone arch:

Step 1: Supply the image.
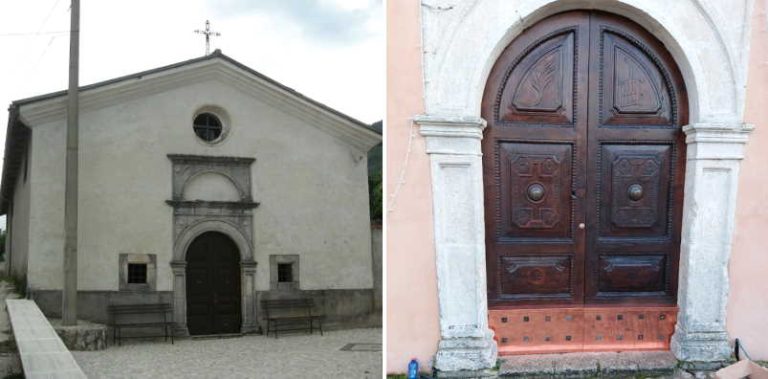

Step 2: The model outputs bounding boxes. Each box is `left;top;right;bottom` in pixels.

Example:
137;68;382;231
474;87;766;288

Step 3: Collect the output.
423;0;750;123
173;219;253;262
416;1;755;373
170;220;258;336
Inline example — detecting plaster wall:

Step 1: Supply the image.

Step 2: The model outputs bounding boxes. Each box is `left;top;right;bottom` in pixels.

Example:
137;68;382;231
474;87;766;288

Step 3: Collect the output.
22;76;373;294
727;0;768;361
386;0;440;374
9;144;31;279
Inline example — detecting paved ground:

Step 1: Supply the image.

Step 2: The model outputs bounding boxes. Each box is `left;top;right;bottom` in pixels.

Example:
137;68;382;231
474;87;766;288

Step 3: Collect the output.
73;328;382;379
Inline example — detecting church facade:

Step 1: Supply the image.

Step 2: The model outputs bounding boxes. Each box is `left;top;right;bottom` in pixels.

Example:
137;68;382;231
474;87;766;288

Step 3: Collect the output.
1;51;381;335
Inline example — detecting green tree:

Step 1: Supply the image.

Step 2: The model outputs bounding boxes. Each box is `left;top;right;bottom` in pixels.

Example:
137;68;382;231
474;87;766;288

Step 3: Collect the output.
368;121;383;222
0;229;6;262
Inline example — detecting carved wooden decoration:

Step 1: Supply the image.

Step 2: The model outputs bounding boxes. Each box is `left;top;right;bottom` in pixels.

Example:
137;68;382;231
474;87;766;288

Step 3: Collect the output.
600;144;672;237
601;32;673;126
482;11;686;344
498;31;575;125
500;256;572;298
500;142;573;239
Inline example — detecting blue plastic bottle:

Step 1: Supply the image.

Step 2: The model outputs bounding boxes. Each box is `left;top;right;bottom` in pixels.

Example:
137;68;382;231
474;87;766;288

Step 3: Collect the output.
407;358;419;379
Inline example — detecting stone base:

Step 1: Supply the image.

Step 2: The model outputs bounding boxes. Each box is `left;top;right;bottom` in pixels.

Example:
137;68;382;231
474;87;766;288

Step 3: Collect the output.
434;333;498;375
498;351;677;377
435;368;497;378
671;326;731;362
50;319;107;351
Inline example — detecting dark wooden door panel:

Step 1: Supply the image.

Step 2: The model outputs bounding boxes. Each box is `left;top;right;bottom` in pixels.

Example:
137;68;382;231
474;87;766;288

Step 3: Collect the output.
498;142;574;240
186;231;242;335
498;254;574;300
596;254;667;293
598;144;672;238
484;11;590;307
585;12;686;304
483;10;686;308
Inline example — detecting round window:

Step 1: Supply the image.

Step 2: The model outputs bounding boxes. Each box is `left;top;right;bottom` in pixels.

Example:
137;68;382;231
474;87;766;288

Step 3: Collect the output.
193;113;223;142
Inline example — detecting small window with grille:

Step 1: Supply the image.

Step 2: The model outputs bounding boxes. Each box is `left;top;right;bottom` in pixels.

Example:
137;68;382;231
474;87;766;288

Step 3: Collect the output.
193;112;223;142
127;263;148;284
277;263;293;283
270;255;299;290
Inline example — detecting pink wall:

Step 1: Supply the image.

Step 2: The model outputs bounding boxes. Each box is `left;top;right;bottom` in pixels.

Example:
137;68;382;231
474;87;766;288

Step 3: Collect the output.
385;0;440;374
727;0;768;361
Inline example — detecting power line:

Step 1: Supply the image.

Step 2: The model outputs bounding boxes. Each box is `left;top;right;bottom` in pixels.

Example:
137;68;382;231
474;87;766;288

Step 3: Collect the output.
36;0;63;35
0;30;69;37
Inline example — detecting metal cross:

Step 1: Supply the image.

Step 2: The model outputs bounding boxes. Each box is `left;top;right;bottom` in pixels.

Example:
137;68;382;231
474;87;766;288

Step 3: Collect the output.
194;20;220;55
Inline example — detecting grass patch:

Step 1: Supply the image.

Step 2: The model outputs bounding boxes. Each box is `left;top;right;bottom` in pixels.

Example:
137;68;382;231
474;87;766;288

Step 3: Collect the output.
0;272;26;298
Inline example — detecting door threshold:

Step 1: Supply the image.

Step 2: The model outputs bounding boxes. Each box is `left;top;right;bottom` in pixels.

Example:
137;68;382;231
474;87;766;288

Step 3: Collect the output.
489;306;678;355
189;333;243;340
498;350;677;377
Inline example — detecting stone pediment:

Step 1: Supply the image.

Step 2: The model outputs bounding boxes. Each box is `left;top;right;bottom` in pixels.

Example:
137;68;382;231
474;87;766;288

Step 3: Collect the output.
12;51;380;153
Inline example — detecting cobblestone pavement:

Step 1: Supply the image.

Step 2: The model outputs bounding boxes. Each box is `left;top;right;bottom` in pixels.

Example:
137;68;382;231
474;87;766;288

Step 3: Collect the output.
73;328;381;379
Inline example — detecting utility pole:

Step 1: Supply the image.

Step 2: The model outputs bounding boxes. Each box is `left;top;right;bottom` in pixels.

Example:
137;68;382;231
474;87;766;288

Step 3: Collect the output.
62;0;80;326
194;20;220;55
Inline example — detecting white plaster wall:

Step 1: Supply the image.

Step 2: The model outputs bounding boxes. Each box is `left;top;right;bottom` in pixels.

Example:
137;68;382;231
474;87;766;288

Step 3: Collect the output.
23;77;373;292
9;145;31;279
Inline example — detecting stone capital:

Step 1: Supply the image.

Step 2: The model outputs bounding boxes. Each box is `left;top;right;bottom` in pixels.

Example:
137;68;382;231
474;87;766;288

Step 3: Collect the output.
683;122;754;160
241;261;258;273
170;260;187;273
416;114;486;156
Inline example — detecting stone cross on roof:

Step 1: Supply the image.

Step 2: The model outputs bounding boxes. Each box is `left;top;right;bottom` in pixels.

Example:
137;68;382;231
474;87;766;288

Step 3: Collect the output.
194;20;220;55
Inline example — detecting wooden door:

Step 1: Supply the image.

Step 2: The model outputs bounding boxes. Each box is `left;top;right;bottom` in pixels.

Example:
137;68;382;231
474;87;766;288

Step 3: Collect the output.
482;11;686;308
186;231;242;335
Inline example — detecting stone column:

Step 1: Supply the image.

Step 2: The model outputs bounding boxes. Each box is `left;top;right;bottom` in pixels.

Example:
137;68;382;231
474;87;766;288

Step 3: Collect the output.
170;260;189;336
241;261;258;333
416;115;497;376
671;122;753;362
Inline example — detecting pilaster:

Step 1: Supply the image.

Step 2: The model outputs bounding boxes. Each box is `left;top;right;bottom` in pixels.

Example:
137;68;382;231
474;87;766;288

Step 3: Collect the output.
416;115;497;376
671;122;753;362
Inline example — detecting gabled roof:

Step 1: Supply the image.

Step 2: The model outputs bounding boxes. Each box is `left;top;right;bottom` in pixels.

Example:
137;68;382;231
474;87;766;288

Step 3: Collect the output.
0;50;381;214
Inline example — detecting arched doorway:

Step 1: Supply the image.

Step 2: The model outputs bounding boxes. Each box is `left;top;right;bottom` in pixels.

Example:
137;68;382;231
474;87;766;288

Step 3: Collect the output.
185;231;242;335
481;10;687;354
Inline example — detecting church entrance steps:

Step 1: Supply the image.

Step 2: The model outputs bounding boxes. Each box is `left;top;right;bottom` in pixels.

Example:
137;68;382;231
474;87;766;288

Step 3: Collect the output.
489;306;677;355
498;351;677;377
6;299;86;378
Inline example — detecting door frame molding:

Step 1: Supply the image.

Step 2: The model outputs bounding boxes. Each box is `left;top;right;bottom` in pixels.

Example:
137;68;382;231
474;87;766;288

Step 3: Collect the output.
416;0;755;374
166;154;259;336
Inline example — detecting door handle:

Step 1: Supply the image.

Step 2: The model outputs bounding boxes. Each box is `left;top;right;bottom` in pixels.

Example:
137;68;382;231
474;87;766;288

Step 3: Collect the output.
578;223;585;230
571;190;577;199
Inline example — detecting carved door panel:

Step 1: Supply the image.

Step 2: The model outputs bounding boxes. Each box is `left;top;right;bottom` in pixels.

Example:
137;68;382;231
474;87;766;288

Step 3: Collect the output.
483;11;591;307
584;13;686;304
482;11;686;308
186;232;242;335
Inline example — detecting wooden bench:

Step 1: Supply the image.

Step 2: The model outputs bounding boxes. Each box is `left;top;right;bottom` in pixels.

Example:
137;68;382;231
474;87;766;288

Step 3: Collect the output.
107;303;174;346
262;299;323;338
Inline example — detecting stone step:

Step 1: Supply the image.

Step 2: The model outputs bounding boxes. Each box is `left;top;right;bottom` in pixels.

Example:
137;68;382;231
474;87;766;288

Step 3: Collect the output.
499;351;678;377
